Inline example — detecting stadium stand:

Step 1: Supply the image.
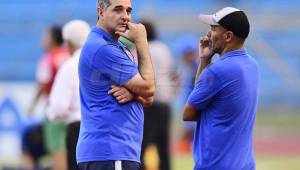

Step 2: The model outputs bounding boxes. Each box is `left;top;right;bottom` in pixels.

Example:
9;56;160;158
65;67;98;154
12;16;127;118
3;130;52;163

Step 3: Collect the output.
0;0;299;106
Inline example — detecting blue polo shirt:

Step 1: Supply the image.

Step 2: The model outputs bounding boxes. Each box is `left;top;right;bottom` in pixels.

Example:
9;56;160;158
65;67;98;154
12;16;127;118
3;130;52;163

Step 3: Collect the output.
188;49;259;170
77;27;143;163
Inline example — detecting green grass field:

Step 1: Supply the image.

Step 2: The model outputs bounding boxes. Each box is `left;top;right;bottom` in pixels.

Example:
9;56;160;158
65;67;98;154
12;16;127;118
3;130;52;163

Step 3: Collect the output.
172;154;300;170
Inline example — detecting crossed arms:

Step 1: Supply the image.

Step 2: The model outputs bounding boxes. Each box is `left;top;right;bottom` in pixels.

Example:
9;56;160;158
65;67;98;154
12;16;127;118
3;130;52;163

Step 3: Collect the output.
109;22;155;107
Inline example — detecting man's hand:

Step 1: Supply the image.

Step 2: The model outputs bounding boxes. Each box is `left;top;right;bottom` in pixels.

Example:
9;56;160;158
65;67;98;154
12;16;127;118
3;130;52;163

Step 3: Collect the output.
199;32;214;59
108;85;134;104
115;22;147;44
194;33;214;85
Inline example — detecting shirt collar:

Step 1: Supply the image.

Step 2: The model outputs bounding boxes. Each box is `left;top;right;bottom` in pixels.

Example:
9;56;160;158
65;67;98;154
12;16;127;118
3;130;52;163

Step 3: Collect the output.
92;27;129;49
92;27;120;45
220;48;247;60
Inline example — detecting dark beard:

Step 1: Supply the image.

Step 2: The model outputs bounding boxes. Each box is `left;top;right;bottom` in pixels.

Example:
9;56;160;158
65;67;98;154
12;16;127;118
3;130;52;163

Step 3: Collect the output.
212;43;225;55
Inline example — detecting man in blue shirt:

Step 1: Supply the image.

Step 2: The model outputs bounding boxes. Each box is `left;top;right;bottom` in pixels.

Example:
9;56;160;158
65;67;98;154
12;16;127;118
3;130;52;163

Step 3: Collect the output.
182;7;259;170
77;0;155;169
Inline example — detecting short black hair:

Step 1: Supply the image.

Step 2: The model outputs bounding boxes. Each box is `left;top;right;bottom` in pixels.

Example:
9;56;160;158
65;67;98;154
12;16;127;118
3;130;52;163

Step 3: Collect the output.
140;20;157;41
49;26;63;46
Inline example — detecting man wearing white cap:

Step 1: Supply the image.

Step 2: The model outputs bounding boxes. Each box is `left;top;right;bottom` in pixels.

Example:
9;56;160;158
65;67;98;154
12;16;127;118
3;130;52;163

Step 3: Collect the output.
182;7;259;170
47;20;91;170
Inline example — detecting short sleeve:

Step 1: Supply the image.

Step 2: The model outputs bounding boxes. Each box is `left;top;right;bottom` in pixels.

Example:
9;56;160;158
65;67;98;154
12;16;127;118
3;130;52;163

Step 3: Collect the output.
92;45;138;85
187;68;223;111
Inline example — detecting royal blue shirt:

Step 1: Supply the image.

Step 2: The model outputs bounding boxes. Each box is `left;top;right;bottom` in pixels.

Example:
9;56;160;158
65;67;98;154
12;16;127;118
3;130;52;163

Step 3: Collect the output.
77;27;143;163
188;49;259;170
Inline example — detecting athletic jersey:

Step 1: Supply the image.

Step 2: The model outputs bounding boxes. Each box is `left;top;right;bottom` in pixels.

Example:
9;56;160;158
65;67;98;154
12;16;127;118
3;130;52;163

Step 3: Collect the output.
188;49;259;170
36;47;70;95
77;27;143;163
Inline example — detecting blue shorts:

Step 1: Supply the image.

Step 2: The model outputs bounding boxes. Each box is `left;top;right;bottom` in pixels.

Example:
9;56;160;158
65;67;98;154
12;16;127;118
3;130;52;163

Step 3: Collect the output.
78;160;140;170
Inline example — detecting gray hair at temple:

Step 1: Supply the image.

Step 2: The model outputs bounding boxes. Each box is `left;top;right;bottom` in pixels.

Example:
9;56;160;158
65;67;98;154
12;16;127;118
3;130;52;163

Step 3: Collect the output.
96;0;111;20
96;0;111;10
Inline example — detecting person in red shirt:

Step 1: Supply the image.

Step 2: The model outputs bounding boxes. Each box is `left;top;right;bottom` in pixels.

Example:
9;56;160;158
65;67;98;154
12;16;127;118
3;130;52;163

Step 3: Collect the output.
23;26;70;170
30;26;70;108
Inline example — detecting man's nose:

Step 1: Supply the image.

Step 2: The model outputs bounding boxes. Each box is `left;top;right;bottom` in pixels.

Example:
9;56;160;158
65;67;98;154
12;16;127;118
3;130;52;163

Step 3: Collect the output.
207;31;212;38
121;10;130;21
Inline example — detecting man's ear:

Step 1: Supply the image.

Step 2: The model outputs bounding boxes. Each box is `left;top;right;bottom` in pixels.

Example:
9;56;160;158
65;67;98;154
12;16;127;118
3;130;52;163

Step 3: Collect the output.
224;31;234;43
97;6;103;18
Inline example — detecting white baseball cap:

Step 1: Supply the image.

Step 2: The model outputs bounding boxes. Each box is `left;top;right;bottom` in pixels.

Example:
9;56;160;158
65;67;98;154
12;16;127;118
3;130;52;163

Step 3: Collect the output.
199;7;250;39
